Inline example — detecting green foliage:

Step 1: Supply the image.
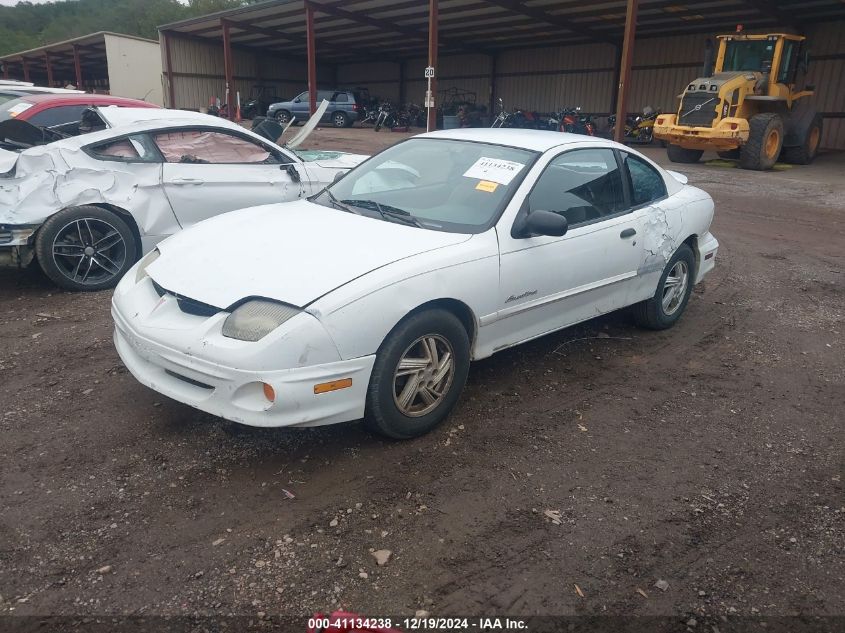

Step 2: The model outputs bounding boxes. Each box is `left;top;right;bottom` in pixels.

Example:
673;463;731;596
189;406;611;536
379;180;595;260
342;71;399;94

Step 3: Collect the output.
0;0;261;56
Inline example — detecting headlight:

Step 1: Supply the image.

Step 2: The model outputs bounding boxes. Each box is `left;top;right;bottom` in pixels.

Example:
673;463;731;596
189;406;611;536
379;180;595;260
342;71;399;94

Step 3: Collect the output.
222;299;301;342
135;249;160;283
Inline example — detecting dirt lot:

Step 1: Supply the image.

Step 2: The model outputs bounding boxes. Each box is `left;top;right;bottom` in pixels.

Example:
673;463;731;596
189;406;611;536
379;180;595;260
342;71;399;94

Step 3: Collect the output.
1;127;843;630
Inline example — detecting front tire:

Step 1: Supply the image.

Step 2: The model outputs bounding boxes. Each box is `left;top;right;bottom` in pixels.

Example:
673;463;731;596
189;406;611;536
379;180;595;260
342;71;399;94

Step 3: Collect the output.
740;112;783;171
667;144;703;164
35;206;137;292
365;309;470;439
632;244;695;330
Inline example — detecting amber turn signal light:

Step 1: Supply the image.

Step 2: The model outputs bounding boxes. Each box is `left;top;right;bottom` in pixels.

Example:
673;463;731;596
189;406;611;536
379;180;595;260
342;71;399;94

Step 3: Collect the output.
262;382;276;402
314;378;353;394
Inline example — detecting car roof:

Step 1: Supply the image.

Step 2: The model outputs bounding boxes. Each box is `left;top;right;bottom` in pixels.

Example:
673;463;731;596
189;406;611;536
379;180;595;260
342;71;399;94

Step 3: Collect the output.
97;107;236;129
420;127;619;152
16;93;157;107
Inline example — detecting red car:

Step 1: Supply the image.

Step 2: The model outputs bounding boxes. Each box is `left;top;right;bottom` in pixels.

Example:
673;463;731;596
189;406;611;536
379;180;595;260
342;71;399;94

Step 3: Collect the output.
0;93;158;135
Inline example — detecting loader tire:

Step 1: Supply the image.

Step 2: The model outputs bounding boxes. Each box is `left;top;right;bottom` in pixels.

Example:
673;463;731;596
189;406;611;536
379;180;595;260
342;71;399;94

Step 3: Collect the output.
717;149;740;160
781;114;822;165
667;144;703;164
740;113;783;171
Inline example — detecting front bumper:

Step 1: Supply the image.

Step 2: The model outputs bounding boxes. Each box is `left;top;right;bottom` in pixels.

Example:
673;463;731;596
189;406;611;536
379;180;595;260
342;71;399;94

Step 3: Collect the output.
0;224;37;268
654;114;750;150
111;277;376;428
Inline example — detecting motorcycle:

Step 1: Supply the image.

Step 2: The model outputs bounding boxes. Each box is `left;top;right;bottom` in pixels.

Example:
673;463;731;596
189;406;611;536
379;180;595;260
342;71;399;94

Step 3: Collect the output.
608;106;659;144
559;106;596;136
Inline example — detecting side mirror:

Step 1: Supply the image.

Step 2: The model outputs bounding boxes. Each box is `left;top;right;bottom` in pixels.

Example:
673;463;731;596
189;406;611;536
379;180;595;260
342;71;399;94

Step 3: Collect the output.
283;163;301;183
332;171;345;184
294;98;301;103
514;210;568;238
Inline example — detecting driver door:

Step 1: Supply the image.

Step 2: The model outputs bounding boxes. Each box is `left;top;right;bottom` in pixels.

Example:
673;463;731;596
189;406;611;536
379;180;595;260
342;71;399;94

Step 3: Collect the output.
495;148;645;345
153;128;300;229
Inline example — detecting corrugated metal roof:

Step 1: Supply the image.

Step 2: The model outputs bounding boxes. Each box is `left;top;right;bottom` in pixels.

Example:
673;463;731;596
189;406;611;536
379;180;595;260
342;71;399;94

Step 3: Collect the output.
157;0;845;62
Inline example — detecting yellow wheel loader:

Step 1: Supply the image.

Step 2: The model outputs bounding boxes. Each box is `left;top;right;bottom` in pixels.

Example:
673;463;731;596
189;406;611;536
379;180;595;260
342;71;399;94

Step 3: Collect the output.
654;31;822;170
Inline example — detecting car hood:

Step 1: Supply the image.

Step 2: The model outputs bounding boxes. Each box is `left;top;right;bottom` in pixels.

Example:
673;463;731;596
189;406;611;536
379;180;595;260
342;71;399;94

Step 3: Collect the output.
147;200;471;309
297;150;368;169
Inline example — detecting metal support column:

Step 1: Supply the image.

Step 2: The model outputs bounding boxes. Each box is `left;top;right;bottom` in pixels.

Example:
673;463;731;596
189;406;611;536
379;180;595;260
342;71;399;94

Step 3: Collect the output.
44;51;54;86
163;31;176;108
489;52;498;115
613;0;639;143
73;45;83;89
22;58;30;82
426;0;439;131
305;2;317;116
222;20;234;119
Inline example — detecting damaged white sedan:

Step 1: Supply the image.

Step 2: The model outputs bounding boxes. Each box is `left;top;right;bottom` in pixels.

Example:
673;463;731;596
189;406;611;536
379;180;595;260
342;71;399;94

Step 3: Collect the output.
113;129;718;439
0;103;365;290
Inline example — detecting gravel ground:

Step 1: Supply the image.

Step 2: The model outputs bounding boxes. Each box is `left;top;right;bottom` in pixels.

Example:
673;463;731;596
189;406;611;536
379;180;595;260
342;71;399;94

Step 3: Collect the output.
1;127;843;630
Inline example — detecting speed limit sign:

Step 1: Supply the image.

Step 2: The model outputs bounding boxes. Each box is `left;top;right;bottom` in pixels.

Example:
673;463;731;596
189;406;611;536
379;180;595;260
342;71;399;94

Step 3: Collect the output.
424;66;435;78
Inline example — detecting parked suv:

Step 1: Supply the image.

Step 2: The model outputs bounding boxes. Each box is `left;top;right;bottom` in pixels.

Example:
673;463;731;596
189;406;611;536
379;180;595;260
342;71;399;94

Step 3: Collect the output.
267;89;363;128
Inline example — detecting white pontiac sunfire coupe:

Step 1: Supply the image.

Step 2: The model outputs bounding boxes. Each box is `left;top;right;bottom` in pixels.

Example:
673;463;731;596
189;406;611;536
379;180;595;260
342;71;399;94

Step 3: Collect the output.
112;128;718;439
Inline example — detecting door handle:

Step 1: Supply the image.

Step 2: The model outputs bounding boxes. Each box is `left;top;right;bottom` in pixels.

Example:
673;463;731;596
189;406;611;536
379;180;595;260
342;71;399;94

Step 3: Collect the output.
171;178;204;185
620;228;637;239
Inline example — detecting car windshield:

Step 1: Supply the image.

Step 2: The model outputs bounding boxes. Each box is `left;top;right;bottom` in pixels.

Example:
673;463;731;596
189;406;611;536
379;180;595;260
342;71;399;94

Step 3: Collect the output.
318;138;539;233
722;39;776;72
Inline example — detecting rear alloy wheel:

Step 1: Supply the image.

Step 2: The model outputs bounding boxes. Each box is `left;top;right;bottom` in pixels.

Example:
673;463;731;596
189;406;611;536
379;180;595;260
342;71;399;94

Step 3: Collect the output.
781;114;823;165
365;309;470;439
667;144;704;164
632;244;695;330
275;110;292;125
740;112;784;170
332;111;348;128
35;206;137;292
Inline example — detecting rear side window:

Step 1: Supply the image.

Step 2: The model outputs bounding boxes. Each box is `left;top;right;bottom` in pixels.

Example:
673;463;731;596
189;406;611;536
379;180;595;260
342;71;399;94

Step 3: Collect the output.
623;153;667;206
89;134;159;163
27;104;90;128
333;92;348;103
528;148;626;227
152;130;275;164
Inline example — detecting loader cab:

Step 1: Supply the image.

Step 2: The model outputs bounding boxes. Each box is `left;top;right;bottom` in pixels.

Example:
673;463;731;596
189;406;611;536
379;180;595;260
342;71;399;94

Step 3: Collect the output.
715;33;807;89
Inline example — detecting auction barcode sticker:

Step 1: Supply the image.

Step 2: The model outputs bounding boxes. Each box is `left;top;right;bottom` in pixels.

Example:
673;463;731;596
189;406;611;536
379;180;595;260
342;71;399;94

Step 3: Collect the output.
462;157;525;186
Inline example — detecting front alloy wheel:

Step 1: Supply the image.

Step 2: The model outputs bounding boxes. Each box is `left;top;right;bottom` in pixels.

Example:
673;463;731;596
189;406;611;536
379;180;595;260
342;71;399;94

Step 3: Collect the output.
365;309;470;439
393;335;455;417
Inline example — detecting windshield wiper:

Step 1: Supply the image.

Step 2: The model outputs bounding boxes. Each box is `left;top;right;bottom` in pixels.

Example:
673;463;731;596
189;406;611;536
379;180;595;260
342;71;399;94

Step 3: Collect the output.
340;199;423;228
324;189;361;215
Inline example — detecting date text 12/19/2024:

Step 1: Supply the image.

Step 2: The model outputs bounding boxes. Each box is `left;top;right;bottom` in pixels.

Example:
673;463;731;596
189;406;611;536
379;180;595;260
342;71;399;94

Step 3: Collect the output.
308;616;529;631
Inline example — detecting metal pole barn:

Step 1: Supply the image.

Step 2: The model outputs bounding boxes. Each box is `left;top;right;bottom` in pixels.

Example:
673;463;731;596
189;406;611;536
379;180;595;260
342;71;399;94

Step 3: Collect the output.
613;0;639;143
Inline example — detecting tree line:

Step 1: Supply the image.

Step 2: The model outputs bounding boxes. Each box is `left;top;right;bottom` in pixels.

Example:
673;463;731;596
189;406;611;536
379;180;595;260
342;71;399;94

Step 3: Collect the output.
0;0;262;56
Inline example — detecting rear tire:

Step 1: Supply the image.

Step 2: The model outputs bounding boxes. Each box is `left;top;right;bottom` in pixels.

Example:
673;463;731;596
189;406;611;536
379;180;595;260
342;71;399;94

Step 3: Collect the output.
35;206;138;292
740;112;783;171
332;111;348;128
717;149;740;160
781;114;822;165
667;144;703;164
365;309;470;439
632;244;695;330
275;110;292;125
